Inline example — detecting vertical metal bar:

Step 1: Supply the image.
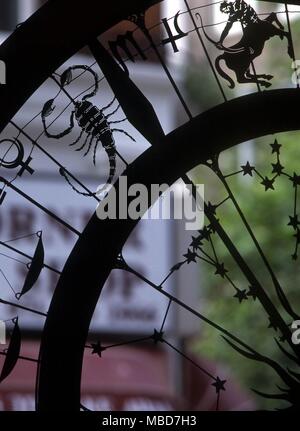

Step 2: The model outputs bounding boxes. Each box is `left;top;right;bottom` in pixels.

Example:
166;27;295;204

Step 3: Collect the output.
184;0;227;102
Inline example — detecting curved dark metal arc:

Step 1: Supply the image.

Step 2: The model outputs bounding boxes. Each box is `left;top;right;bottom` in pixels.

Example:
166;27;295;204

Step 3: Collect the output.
0;0;299;135
0;0;163;134
37;88;300;411
0;0;298;413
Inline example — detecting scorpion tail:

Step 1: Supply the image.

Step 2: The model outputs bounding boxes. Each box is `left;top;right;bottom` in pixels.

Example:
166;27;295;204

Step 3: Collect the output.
215;55;235;89
106;144;116;186
95;142;116;196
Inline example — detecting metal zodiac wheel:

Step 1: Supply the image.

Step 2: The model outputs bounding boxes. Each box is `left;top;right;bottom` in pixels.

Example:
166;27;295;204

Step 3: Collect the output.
0;0;300;412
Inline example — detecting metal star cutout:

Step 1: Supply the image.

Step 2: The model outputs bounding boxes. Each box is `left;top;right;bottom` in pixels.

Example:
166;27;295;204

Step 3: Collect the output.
234;289;248;303
190;236;203;250
198;226;211;241
247;285;258;301
152;329;164;345
290;173;300;188
183;249;197;264
214;262;228;278
91;341;106;357
288;215;300;230
270;139;281;154
272;162;284;175
241;161;255;176
279;335;286;343
206;202;217;215
261;177;275;191
208;223;217;234
212;377;226;393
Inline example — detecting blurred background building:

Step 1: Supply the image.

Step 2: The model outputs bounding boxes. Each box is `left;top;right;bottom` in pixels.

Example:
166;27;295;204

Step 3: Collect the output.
0;0;262;411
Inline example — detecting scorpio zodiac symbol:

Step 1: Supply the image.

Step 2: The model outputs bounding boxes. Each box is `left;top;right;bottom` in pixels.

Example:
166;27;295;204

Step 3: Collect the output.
197;0;293;89
41;65;135;195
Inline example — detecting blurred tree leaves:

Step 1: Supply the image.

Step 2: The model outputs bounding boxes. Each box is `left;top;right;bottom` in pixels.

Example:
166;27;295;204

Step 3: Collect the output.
183;14;300;408
191;133;300;409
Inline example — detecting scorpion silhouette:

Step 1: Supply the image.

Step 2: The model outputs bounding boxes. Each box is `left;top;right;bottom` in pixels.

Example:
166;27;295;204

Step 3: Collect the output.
41;65;135;196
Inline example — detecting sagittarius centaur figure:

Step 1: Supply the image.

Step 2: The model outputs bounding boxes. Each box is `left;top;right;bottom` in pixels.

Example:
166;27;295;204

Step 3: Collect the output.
197;0;293;88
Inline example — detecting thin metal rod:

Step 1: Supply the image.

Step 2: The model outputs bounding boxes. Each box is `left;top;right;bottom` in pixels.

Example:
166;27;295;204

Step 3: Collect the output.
0;350;39;363
160;298;172;332
219;172;299;320
10;121;100;202
184;0;227;102
182;174;298;356
128;265;262;356
0;240;61;275
142;26;193;119
0;177;80;236
285;3;299;88
0;297;47;317
163;338;216;380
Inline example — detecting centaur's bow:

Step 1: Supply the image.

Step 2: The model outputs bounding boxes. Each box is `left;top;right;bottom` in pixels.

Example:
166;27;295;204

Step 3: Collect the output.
195;13;245;53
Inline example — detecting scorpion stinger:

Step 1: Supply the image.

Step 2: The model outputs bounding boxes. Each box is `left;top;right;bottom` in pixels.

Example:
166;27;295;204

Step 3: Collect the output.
41;64;136;197
60;65;99;101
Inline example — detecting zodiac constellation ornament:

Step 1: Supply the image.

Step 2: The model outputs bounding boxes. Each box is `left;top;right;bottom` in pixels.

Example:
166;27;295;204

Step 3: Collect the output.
0;137;35;205
0;318;21;384
41;65;135;196
2;0;300;414
197;0;293;88
0;138;34;177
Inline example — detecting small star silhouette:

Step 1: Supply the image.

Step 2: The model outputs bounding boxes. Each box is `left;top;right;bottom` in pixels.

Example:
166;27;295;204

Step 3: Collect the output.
241;161;255;176
212;377;226;393
272;162;284;175
206;202;217;215
279;335;286;343
91;341;106;357
208;223;217;234
214;262;228;278
261;177;275;191
288;215;300;230
290;173;300;188
190;236;203;250
198;226;211;241
152;329;164;344
234;289;248;303
183;249;197;264
270;139;281;154
247;285;258;301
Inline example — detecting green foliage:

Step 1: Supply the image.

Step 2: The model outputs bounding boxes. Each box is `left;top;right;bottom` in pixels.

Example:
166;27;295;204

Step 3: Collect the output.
186;16;300;409
185;59;226;111
183;10;300;409
183;11;300;409
191;134;300;409
191;131;300;409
